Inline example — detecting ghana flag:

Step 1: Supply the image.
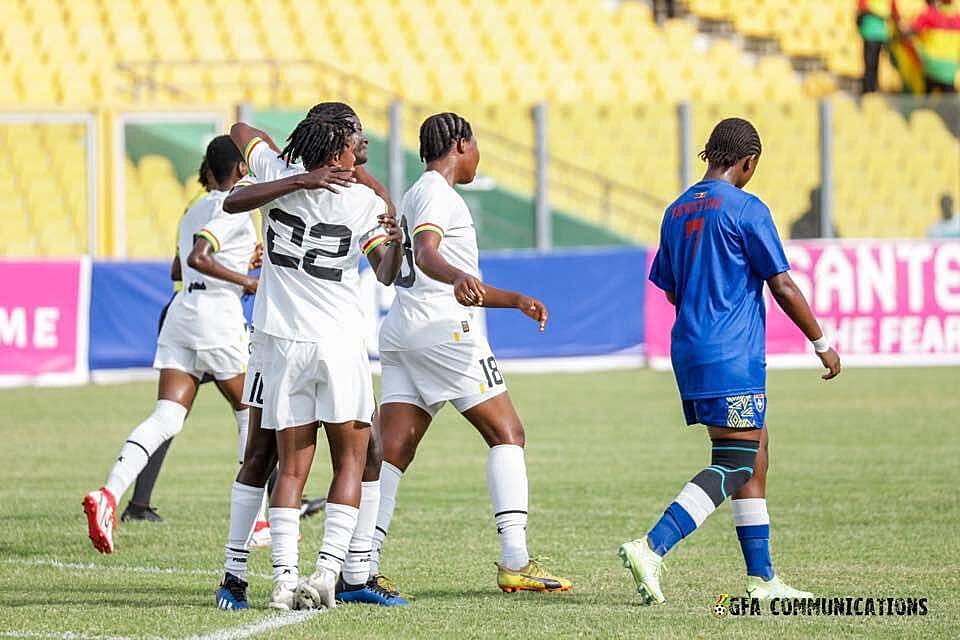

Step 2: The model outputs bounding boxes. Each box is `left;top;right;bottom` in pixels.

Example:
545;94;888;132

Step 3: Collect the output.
909;3;960;89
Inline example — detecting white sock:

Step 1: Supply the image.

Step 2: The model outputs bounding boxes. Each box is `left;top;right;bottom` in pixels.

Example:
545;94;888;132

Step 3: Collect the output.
370;461;402;577
223;481;263;582
258;489;269;523
316;502;359;574
487;444;530;570
269;507;300;589
342;481;380;585
234;409;249;464
104;400;187;499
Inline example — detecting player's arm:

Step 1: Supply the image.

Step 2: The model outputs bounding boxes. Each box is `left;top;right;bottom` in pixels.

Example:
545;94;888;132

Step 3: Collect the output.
354;166;396;216
222;167;356;213
767;272;841;380
229;122;281;156
364;211;404;285
475;284;548;332
413;231;486;304
186;236;258;294
170;255;181;282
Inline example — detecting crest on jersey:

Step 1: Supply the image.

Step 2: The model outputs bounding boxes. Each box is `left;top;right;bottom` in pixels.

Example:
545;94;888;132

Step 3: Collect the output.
461;321;471;333
693;191;707;199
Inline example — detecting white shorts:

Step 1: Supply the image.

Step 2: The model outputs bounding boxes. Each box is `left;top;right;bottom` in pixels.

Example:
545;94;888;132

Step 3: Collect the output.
380;338;508;418
241;330;265;408
153;338;248;381
260;334;375;431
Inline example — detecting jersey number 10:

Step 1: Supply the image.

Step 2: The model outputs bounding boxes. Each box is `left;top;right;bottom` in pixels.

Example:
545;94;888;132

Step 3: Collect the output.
267;208;351;282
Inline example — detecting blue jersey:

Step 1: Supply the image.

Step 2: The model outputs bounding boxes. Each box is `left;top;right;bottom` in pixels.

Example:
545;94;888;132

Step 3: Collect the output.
649;180;789;400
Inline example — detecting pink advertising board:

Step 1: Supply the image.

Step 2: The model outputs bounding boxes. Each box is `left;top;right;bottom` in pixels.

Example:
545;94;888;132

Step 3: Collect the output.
645;239;960;369
0;259;90;386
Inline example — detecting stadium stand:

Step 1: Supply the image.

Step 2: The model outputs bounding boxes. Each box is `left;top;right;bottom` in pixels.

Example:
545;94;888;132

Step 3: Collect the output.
0;0;956;255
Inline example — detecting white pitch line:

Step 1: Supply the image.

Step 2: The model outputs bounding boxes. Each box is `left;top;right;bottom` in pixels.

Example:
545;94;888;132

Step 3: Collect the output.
186;611;321;640
0;558;269;580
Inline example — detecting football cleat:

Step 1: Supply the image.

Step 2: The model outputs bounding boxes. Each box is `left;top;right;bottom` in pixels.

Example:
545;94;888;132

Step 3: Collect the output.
268;581;298;610
296;568;337;610
82;488;117;554
216;573;249;610
121;502;163;523
618;538;666;605
335;576;408;606
300;496;326;519
746;575;813;601
250;521;271;548
370;574;413;599
497;559;573;593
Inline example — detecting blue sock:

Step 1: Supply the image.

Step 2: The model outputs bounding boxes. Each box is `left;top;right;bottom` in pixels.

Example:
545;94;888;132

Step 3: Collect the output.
647;501;697;557
736;524;774;580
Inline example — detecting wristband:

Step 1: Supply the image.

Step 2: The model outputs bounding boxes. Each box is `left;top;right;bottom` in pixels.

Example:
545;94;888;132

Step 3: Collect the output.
812;336;830;353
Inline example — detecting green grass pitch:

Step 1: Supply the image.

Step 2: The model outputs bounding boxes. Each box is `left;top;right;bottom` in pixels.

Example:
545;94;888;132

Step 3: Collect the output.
0;367;957;639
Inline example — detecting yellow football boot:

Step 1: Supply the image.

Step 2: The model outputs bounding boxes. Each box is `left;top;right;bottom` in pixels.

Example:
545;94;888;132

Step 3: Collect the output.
497;559;573;593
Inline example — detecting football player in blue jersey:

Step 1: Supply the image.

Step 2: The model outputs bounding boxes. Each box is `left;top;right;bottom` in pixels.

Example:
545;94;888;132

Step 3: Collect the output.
619;118;841;605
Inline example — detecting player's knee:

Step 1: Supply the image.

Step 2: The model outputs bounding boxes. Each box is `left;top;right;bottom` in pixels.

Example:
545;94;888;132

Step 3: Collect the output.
130;400;187;452
486;420;525;448
365;435;383;474
691;438;760;506
238;450;275;487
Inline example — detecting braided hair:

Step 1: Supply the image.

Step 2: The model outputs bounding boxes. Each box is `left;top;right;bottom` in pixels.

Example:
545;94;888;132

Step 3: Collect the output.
419;112;473;163
698;118;762;169
307;101;357;121
279;112;356;170
202;135;243;188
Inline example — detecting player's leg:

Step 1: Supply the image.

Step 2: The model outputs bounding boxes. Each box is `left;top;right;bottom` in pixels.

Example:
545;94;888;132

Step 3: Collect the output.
217;405;277;610
298;419;370;610
730;429;811;600
459;392;572;593
268;421;319;610
619;397;762;604
82;368;197;553
123;438;173;522
213;374;251;464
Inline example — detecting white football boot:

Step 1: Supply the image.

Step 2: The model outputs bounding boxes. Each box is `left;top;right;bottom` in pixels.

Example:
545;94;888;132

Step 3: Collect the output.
618;537;667;604
296;567;338;610
746;575;813;601
268;581;298;610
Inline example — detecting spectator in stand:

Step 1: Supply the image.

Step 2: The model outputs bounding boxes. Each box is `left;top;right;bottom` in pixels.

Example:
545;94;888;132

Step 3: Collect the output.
928;193;960;237
858;0;893;93
902;0;960;93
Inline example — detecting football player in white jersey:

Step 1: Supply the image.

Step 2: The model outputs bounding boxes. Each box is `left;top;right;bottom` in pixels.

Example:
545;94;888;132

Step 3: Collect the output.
226;111;403;611
82;136;260;554
215;103;406;610
373;113;573;593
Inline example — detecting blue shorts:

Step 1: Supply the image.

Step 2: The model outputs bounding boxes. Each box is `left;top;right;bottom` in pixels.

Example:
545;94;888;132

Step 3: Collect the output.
682;393;766;429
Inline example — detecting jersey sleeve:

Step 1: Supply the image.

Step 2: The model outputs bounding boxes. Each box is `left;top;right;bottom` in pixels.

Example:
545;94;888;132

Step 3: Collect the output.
198;210;250;254
410;187;455;239
358;194;390;256
243;137;286;182
648;241;675;293
739;197;790;279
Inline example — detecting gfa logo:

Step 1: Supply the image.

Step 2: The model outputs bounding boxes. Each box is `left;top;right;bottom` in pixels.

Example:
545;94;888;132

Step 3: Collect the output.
713;594;763;617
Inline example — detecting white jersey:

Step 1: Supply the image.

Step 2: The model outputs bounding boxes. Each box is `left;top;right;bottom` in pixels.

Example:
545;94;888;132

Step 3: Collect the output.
158;190;257;350
244;137;388;342
380;170;482;351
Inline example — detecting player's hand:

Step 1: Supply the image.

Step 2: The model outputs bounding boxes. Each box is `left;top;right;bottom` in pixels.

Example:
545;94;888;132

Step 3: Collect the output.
248;243;264;270
241;276;258;295
818;347;841;380
299;166;356;192
378;213;403;246
453;274;485;306
516;295;548;332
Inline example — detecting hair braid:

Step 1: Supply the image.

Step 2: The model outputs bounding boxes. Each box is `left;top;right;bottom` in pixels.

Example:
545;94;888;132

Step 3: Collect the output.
698;117;762;169
280;112;356;170
419;112;473;162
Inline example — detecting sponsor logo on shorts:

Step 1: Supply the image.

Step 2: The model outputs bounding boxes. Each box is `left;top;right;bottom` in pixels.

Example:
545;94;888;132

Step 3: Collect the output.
187;281;207;293
725;395;757;429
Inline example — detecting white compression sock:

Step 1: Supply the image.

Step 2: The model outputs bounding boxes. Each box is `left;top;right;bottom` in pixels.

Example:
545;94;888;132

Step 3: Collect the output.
487;444;530;570
269;507;300;590
234;409;249;464
223;481;264;582
316;502;359;575
104;400;187;499
370;461;403;577
342;481;380;585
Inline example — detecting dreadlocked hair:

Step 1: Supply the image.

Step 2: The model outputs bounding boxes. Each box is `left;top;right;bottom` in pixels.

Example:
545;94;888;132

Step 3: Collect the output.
202;135;243;188
307;101;357;121
698;117;762;169
197;157;212;191
279;112;356;170
419;112;472;163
